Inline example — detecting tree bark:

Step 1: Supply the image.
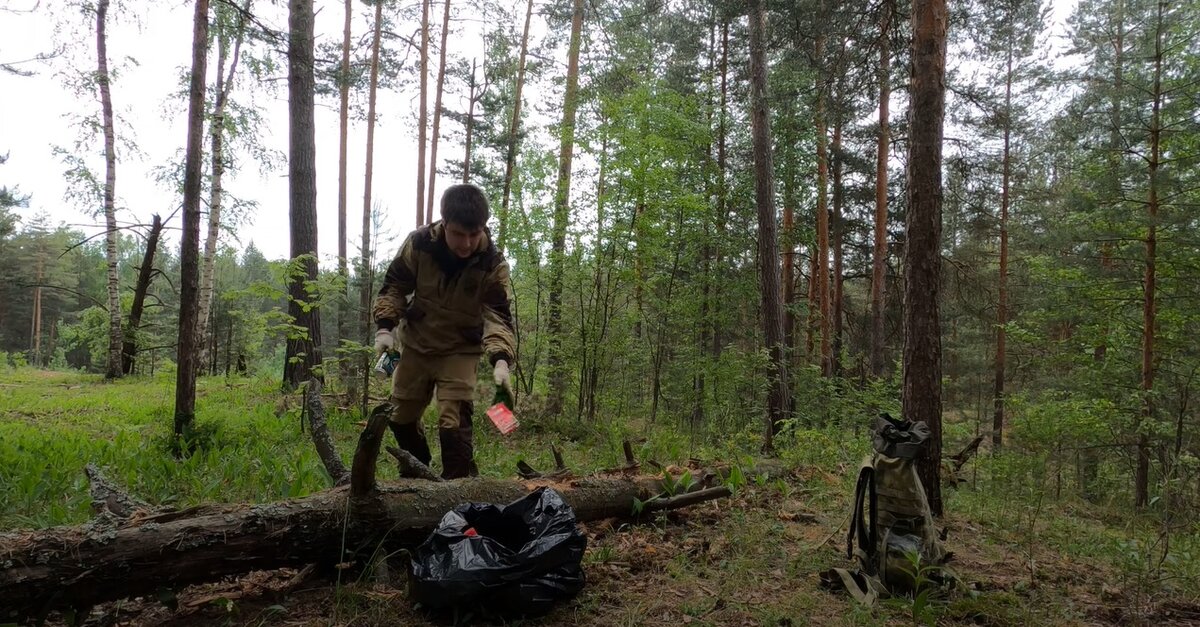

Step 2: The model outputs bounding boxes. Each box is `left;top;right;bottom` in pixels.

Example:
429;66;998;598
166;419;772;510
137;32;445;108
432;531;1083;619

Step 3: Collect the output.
282;0;323;391
1136;0;1164;510
814;22;832;377
831;91;845;378
96;0;123;380
197;2;248;371
870;0;892;378
174;0;211;438
546;0;585;417
993;43;1013;451
712;19;729;360
904;0;947;517
122;214;163;374
362;0;383;340
497;0;534;253
425;0;453;225
462;58;478;183
337;0;352;351
747;0;791;449
415;0;430;227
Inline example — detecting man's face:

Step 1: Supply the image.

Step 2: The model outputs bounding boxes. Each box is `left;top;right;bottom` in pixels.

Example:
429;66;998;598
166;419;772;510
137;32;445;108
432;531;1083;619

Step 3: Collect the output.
444;222;484;258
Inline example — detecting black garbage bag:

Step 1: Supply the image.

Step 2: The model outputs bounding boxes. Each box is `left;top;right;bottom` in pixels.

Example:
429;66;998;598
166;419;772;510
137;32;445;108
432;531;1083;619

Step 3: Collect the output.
409;486;587;616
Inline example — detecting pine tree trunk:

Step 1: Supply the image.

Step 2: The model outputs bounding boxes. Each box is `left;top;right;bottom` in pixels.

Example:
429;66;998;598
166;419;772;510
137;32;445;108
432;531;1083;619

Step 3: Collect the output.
415;0;430;227
122;214;162;374
462;58;477;183
870;0;892;378
362;0;383;339
96;0;123;380
747;0;791;449
545;0;585;417
175;0;211;438
360;0;383;395
282;0;323;391
813;25;832;377
1136;0;1164;510
337;0;352;354
425;0;453;224
197;5;247;372
993;45;1013;451
712;20;729;360
782;181;795;355
831;104;844;378
904;0;947;517
497;0;534;253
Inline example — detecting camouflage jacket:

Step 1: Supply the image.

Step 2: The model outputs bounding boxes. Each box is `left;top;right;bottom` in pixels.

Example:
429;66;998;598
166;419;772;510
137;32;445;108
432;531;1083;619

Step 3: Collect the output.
373;221;516;365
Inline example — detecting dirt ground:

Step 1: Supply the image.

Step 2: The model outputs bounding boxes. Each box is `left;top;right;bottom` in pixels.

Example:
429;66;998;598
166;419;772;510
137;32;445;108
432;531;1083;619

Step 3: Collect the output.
59;475;1200;627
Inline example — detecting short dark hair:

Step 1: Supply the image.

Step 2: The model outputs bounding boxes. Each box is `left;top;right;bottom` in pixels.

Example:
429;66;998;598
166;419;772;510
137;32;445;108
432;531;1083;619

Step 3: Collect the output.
441;184;490;230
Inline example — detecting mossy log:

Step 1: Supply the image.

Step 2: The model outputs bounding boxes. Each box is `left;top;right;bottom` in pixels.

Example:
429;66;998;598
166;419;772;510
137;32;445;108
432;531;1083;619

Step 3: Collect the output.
0;470;724;622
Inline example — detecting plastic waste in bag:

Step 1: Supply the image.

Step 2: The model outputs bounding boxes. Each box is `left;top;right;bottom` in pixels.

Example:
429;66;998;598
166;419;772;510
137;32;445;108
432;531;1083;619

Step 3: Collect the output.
409;487;587;616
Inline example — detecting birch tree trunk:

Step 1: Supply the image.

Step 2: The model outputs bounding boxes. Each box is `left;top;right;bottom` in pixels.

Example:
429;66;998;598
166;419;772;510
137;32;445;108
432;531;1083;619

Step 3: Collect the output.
96;0;123;380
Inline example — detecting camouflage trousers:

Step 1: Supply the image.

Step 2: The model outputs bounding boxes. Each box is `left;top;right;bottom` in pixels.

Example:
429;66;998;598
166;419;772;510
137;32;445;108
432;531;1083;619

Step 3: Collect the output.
387;349;480;479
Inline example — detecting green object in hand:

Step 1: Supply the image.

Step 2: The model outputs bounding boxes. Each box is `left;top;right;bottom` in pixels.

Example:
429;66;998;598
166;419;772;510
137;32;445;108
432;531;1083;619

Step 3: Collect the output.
492;385;513;410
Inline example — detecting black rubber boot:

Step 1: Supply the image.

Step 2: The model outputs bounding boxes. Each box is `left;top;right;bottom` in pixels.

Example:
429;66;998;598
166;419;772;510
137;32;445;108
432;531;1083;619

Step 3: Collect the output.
389;421;432;466
439;401;478;479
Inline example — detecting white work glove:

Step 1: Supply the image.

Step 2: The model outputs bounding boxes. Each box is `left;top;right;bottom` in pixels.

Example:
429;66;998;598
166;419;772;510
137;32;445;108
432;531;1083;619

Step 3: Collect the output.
374;328;395;355
493;359;513;403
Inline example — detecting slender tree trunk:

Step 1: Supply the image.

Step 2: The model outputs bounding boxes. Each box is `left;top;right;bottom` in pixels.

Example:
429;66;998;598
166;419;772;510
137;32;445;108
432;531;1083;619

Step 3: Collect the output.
497;0;534;253
545;0;585;417
175;0;211;439
712;19;729;360
904;0;947;517
870;0;892;378
1083;0;1123;499
282;0;323;391
415;0;430;227
747;0;791;449
425;0;453;224
1136;0;1164;510
362;0;382;345
122;214;162;374
814;24;831;377
462;58;477;183
337;0;351;351
832;103;845;378
993;45;1013;451
782;178;795;355
96;0;123;380
31;255;43;366
198;4;247;371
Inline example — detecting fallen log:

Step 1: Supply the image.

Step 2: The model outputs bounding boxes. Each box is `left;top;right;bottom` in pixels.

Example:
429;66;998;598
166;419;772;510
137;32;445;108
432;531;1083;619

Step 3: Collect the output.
0;471;728;622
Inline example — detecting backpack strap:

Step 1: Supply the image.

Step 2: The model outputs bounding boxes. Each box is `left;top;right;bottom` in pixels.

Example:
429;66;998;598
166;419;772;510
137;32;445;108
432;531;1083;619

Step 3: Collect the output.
846;458;878;571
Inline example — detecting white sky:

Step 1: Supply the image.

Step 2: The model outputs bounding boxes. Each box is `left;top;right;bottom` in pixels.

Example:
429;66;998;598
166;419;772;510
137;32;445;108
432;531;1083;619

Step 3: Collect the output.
0;0;506;263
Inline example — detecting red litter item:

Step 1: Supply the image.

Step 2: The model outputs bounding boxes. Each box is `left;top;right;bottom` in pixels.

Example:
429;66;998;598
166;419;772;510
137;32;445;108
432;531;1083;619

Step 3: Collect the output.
486;402;519;435
464;527;478;537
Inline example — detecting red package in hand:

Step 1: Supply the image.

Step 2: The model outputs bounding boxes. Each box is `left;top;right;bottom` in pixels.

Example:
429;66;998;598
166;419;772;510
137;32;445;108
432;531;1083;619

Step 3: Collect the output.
486;403;519;435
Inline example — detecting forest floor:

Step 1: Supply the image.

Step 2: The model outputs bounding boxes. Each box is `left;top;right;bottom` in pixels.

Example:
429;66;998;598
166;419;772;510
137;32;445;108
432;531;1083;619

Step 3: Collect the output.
2;369;1198;626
